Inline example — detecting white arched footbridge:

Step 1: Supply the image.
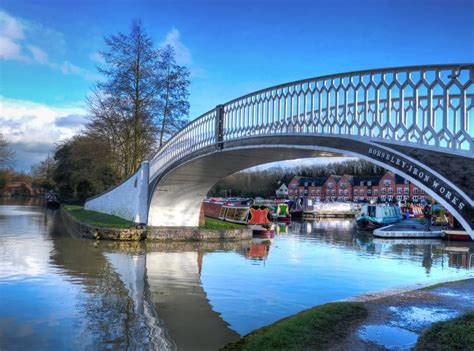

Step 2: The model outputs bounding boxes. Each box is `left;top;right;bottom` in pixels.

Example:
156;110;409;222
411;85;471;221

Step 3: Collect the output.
85;64;474;238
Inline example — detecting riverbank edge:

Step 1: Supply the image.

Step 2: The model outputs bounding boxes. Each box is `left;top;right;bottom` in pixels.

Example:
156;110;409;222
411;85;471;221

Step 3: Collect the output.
223;278;474;350
60;206;146;241
59;206;252;241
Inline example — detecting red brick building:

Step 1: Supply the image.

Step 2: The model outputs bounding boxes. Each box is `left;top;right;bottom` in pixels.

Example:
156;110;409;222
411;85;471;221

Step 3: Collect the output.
287;172;433;203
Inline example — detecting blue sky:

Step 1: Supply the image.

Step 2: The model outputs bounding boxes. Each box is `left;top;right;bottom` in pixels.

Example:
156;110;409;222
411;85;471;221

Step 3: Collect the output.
1;0;473;170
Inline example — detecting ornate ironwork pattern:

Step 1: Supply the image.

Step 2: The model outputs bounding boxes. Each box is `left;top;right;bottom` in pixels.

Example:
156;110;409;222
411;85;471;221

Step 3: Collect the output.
150;64;474;181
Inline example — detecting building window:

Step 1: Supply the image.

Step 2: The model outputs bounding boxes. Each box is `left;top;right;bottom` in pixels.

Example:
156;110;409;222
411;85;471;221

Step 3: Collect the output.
384;179;391;186
388;188;393;194
396;195;402;201
367;189;372;195
354;190;359;195
413;188;419;194
404;188;409;194
413;195;418;202
421;189;426;195
381;188;386;195
360;190;365;195
367;181;372;186
328;182;334;189
316;190;320;195
340;182;347;189
397;188;402;194
374;189;378;195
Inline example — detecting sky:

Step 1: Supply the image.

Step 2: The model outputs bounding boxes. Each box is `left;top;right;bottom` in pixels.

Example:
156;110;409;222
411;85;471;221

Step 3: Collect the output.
0;0;473;171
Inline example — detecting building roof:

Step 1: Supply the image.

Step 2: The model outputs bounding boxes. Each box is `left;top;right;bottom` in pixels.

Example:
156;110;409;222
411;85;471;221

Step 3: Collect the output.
298;176;328;187
345;175;382;186
394;174;408;184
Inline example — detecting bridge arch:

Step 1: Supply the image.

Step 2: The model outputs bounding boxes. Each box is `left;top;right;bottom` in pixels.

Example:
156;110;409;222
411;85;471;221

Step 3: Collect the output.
147;135;473;235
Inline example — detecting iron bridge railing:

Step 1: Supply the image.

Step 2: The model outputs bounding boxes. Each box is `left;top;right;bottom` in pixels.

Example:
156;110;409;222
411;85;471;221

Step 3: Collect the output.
150;64;474;181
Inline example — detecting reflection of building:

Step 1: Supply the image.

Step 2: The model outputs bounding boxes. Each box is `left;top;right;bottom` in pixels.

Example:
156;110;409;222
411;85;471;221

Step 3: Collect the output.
446;246;474;269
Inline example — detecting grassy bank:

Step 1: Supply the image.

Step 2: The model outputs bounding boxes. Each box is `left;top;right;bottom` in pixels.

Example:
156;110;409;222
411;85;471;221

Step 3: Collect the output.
223;302;368;351
415;312;474;350
200;217;246;230
63;205;134;229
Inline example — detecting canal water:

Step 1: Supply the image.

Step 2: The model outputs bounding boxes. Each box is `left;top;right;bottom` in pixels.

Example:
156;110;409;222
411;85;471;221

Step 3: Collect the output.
1;199;473;350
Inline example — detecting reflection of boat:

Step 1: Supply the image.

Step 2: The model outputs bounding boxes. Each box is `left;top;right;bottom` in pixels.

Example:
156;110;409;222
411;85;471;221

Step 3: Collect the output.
356;204;402;229
304;201;356;219
372;238;443;246
276;223;289;235
246;242;270;260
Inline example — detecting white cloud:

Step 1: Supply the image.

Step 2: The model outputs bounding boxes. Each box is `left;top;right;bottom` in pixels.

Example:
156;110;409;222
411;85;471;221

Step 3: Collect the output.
0;9;24;40
161;28;192;66
0;36;24;60
89;51;105;65
0;9;97;81
26;44;48;64
0;96;88;171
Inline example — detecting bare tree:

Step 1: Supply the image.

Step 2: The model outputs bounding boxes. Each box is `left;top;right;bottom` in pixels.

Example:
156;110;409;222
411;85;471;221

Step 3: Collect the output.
87;20;160;177
0;133;14;168
156;45;190;148
87;21;190;178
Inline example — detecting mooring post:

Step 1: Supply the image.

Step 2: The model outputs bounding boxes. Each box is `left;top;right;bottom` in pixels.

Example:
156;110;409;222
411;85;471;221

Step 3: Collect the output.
215;104;225;150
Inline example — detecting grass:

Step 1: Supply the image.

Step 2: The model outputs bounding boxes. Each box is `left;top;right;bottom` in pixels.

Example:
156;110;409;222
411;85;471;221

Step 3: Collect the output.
415;312;474;351
222;302;368;351
63;205;134;229
200;216;246;230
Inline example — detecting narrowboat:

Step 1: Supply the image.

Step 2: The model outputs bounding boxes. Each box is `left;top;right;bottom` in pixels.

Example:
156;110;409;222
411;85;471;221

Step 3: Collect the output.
356;204;403;229
45;191;60;209
275;203;291;223
442;213;473;242
304;200;356;219
202;198;251;224
442;230;473;242
247;206;275;237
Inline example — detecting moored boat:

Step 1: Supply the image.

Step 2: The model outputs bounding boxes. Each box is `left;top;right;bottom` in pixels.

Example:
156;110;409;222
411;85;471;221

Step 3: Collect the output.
275;203;291;223
356;204;403;229
45;191;60;209
202;198;251;224
247;206;275;237
442;230;473;242
304;200;356;219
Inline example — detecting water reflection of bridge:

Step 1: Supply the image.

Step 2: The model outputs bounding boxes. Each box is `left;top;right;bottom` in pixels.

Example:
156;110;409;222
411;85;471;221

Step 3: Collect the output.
50;215;246;350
